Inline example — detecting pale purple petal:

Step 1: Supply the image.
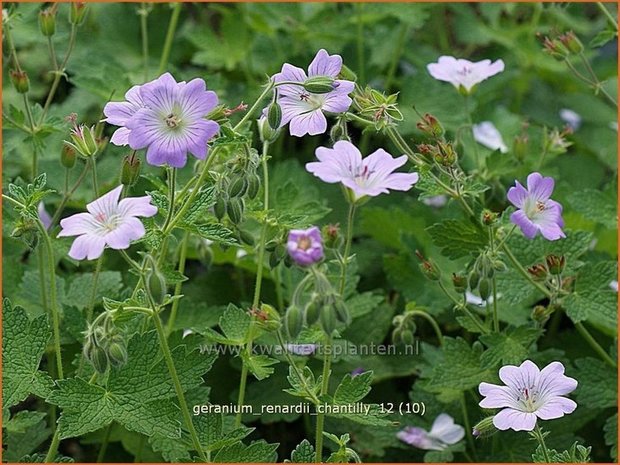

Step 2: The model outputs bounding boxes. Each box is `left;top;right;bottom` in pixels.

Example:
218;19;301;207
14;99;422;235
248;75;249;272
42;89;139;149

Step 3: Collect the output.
478;383;517;409
499;360;540;391
308;49;343;77
535;398;577;420
58;212;99;237
38;202;52;229
493;408;537;431
511;210;539;239
428;414;465;445
526;172;554;202
110;127;131;146
289;110;327;137
507;181;528;208
86;185;123;218
104;217;146;249
118;196;157;218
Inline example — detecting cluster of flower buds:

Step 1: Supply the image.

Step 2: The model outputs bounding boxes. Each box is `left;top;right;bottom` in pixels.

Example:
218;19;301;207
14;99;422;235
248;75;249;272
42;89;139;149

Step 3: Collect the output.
391;303;425;346
64;114;107;159
416;250;441;281
539;31;584;61
352;86;403;130
527;254;566;281
415;141;457;167
265;237;289;268
467;252;506;300
83;313;128;374
531;303;558;326
214;148;261;225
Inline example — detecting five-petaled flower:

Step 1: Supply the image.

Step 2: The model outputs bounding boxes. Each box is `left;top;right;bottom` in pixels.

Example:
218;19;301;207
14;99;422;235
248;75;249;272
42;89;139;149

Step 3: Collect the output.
306;141;419;201
427;56;505;93
507;172;565;241
58;185;157;260
104;72;220;168
397;413;465;450
287;226;324;266
272;49;354;137
478;360;577;432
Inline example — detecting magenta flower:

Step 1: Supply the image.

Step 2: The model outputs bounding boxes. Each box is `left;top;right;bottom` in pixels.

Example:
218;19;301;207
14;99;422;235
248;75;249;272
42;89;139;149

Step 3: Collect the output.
287;226;324;266
427;56;504;93
104;73;220;168
306;141;419;201
397;414;465;451
478;360;577;432
507;172;565;241
272;49;354;137
58;185;157;260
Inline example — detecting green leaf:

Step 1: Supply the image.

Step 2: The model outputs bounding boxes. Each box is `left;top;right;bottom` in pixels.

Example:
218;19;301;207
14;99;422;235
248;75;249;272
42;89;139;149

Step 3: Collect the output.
182;186;217;224
289;439;315;463
426;219;488;259
567;187;617;229
573;357;617;409
333;371;373;404
479;326;542;368
590;28;617;48
47;331;217;439
179;221;237;246
604;413;618;461
241;353;279;381
213;440;279;462
3;411;51;462
2;299;53;408
63;271;123;311
194;413;254;452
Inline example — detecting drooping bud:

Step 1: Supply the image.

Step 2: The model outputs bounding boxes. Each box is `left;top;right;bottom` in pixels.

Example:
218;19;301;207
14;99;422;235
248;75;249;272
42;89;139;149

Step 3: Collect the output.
10;69;29;94
545;254;565;275
70;2;88;25
214;197;226;221
39;6;56;37
319;304;337;335
338;64;357;82
333;298;350;325
469;270;481;290
284;305;303;340
302;76;336;94
120;153;141;186
226;198;244;224
513;134;528;162
267;101;282;130
322;223;340;249
531;304;555;325
61;144;77;169
145;256;167;305
106;337;128;368
478;278;491;301
472;416;498;439
452;273;467;294
246;173;260;199
304;299;320;326
228;176;248;198
257;115;280;144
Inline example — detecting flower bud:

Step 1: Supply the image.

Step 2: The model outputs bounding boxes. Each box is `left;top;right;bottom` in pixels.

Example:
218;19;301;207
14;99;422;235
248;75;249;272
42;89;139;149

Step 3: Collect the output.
322;223;340;248
10;69;29;94
472;416;498;439
319;304;337;336
416;113;444;138
228;176;248;198
267;101;282;130
559;31;583;55
39;6;56;37
253;304;281;332
531;304;555;325
469;270;480;290
416;251;440;281
258;115;280;143
391;327;403;345
107;339;128;368
333;298;350;325
527;264;548;280
246;173;260;199
452;273;467;294
400;329;414;346
226;198;244;224
435;142;457;167
120;153;141;186
303;76;336;94
146;257;167;305
285;305;303;340
305;300;320;326
214;197;226;221
513;134;528;162
545;254;565;276
70;2;87;25
481;210;498;226
61;144;77;169
338;64;357;82
478;278;491;301
330;120;350;143
88;344;109;374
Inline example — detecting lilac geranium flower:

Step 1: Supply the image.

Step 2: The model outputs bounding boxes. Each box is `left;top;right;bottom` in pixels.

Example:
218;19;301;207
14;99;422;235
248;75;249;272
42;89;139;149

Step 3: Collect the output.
397;414;465;451
427;56;504;93
479;360;577;432
287;226;324;266
38;202;52;229
507;172;565;241
58;185;157;260
473;121;508;153
104;73;220;168
272;49;354;137
306;141;419;201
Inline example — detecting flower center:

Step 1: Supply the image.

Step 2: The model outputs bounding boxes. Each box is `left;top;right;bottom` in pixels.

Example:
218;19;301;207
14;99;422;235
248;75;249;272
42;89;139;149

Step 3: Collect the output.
164;113;181;128
516;386;542;413
95;212;121;233
457;66;473;76
297;236;312;251
353;164;374;185
298;91;324;111
524;198;547;219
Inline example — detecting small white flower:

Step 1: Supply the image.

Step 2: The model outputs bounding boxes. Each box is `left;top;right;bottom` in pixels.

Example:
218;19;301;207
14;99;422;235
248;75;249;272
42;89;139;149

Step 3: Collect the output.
610;280;618;292
559;109;581;131
473;121;508;153
397;414;465;450
422;195;448;208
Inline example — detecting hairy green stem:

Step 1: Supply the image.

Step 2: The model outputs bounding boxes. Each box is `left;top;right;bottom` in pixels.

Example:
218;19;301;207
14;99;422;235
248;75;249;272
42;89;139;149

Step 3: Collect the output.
339;202;356;295
48;162;90;229
501;244;552;298
139;3;150;80
275;331;321;404
407;310;443;345
437;280;489;334
96;423;112;463
464;94;481;171
157;2;182;75
315;334;333;462
460;393;476;459
233;81;275;131
236;141;271;426
86;257;103;323
166;231;189;335
152;309;208;461
597;2;618;30
574;322;616;367
533;424;550;463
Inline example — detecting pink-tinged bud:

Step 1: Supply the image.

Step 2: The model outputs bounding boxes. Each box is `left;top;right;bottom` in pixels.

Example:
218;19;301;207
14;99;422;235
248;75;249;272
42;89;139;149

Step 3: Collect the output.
527;263;548;280
545;254;565;275
558;31;583;55
39;6;57;36
416;250;441;281
416;113;444;138
481;209;498;226
10;69;29;94
452;273;467;294
61;144;77;169
70;2;87;25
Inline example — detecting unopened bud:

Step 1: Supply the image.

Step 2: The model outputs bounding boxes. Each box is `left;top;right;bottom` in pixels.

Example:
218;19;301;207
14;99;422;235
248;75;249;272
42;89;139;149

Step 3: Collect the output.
452;273;467;294
472;416;498;439
10;69;29;94
285;305;303;340
267;101;282;130
482;210;498;226
257;115;280;143
545;254;565;275
120;154;141;186
246;174;260;199
559;31;583;55
338;64;357;82
416;113;444;138
214;197;226;221
319;304;337;335
436;142;457;167
478;278;491;301
527;264;548;280
305;300;320;326
39;6;56;36
61;144;77;169
416;251;441;281
146;256;167;305
226;198;244;224
253;304;281;332
66;124;98;158
107;339;128;368
88;345;109;374
513;134;528;161
333;299;350;325
303;76;336;94
70;2;87;25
